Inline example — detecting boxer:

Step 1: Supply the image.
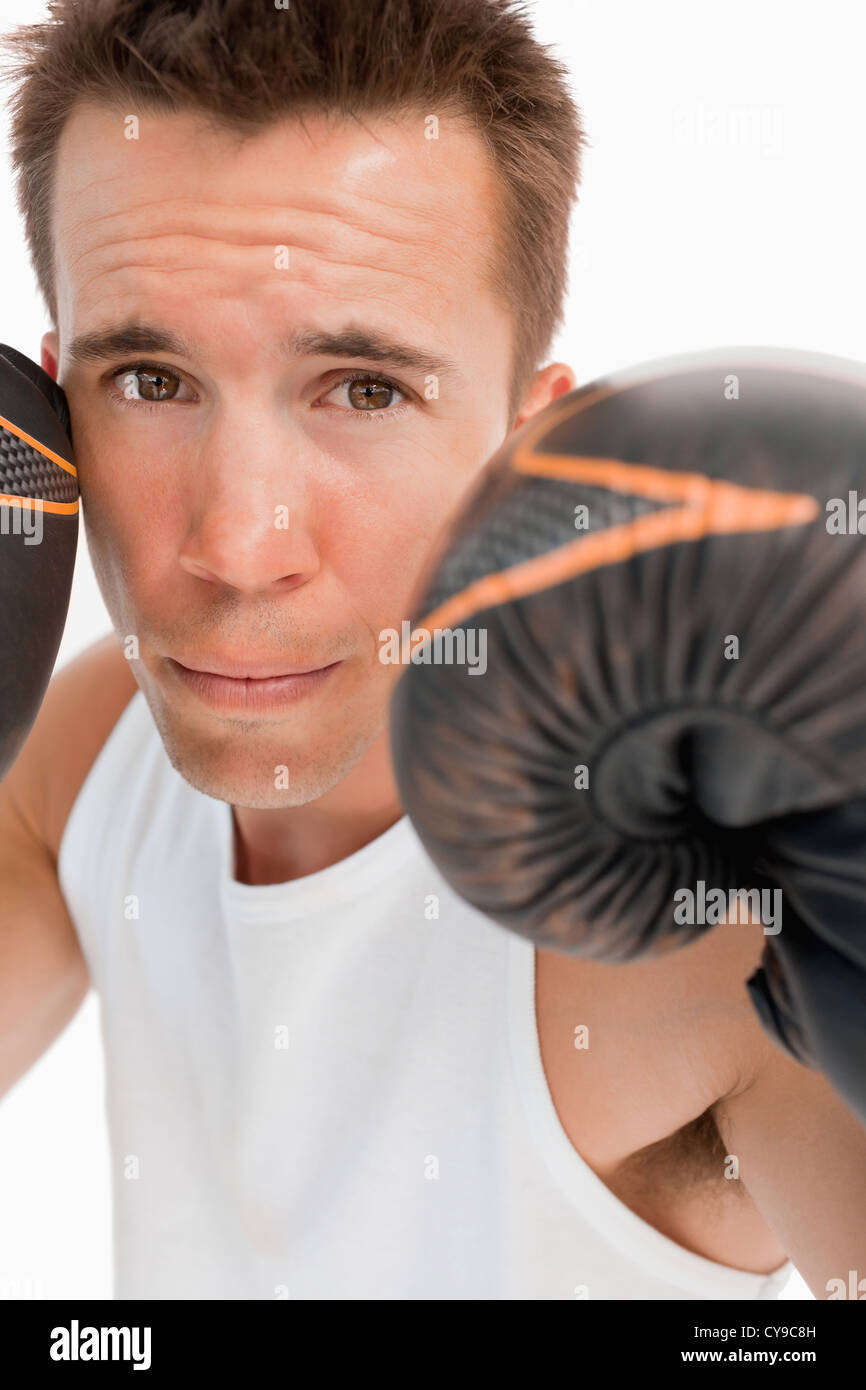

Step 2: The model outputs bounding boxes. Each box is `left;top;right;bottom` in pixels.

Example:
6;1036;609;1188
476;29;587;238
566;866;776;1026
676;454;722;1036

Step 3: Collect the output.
1;0;863;1302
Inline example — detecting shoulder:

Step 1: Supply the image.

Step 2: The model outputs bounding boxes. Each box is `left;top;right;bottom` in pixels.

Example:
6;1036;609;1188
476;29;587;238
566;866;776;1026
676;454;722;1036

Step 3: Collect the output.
655;916;784;1103
536;918;776;1161
573;916;778;1089
7;632;139;860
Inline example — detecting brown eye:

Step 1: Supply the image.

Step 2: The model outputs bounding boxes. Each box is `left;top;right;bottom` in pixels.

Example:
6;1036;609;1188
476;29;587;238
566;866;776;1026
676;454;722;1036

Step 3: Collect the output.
121;367;181;402
346;377;395;410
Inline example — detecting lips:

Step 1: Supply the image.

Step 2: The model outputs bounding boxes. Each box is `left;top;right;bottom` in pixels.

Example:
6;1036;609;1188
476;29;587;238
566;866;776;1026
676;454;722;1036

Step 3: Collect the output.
170;655;336;680
165;655;342;713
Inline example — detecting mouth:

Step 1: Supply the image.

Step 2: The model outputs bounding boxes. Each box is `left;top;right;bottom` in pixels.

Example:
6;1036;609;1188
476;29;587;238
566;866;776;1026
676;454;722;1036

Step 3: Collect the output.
165;656;343;713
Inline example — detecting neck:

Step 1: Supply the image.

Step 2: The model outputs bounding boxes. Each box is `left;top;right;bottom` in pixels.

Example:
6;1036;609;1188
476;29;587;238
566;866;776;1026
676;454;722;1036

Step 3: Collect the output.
230;731;404;885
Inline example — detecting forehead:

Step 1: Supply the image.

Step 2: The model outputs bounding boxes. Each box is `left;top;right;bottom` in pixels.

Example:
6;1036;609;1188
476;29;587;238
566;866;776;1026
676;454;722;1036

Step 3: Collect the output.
51;101;507;363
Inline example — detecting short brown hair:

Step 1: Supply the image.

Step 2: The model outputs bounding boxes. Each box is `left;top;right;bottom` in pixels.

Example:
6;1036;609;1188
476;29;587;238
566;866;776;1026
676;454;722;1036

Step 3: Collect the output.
2;0;587;422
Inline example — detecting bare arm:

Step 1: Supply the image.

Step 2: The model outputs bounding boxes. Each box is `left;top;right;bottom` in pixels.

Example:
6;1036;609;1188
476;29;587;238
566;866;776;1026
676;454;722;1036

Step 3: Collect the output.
0;633;136;1101
714;1036;866;1300
0;751;89;1101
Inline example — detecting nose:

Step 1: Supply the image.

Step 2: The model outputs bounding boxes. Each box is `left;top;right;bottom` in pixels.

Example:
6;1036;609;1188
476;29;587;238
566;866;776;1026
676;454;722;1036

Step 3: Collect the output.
178;407;321;594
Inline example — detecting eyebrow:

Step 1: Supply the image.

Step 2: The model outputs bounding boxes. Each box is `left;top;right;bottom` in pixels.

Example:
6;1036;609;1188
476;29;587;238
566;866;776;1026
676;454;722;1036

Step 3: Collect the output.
66;320;462;383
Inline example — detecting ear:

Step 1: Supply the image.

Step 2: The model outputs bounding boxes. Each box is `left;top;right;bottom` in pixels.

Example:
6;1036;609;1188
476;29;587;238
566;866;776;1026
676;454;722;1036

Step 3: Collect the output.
512;361;576;433
41;329;60;382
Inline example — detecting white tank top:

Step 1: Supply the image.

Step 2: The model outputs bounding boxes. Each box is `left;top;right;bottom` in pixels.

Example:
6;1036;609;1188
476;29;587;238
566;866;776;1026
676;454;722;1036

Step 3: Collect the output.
57;690;794;1300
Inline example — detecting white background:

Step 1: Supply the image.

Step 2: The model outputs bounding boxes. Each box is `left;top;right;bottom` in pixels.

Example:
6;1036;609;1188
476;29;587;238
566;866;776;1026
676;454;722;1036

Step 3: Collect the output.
2;0;855;1299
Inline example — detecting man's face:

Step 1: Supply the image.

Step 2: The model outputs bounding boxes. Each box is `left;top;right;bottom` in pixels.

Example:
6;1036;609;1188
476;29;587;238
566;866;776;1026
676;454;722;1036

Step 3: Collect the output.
46;103;519;808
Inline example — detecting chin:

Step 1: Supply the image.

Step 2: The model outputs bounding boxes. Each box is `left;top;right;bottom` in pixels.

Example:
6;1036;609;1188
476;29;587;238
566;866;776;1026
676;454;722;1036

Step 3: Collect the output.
149;695;381;809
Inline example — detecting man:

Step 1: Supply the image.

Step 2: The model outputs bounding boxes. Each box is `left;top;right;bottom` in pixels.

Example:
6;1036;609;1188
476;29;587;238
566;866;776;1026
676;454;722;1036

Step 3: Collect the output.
0;0;862;1299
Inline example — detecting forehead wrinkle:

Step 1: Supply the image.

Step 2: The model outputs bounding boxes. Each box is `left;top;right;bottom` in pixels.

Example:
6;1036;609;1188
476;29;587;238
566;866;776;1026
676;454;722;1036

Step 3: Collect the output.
69;254;446;327
60;174;472;280
55;106;500;304
67;223;454;330
65;210;452;280
68;190;450;230
63;231;451;320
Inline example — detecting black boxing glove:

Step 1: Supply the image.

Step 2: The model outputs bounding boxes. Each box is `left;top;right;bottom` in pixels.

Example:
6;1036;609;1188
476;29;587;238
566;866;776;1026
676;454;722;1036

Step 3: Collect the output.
0;344;78;781
389;345;866;1127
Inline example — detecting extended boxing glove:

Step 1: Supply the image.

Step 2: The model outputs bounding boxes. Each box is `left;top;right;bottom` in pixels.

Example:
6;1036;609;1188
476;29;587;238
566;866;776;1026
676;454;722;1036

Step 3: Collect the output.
389;345;866;1127
0;344;78;781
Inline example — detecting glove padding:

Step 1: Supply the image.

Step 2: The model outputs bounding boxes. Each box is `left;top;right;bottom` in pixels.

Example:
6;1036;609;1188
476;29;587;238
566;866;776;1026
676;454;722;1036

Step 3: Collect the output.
0;344;78;781
389;346;866;1126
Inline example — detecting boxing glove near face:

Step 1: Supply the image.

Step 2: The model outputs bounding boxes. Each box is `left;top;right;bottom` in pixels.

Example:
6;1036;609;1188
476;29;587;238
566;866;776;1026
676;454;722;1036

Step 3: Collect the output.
0;344;78;782
389;345;866;1125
